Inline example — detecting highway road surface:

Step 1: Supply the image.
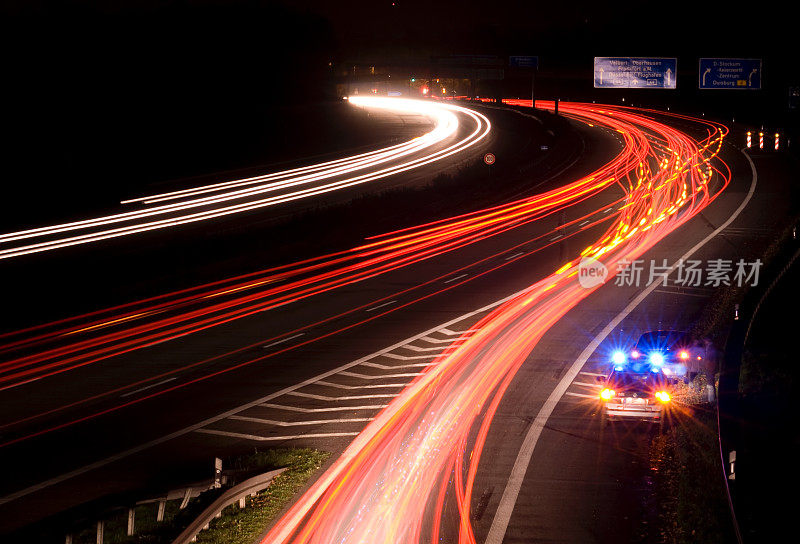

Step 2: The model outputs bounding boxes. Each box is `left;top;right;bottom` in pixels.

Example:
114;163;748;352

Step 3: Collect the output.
0;99;789;543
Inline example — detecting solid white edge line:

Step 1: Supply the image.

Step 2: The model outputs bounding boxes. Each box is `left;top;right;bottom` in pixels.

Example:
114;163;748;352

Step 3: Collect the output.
484;148;758;544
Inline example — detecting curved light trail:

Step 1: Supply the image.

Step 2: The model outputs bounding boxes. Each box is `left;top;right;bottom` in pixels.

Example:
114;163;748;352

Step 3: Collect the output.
0;120;631;393
259;101;730;544
0;102;729;515
0;97;644;393
0;97;490;260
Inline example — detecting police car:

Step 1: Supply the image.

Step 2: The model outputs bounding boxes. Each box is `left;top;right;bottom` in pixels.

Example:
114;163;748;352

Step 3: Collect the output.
598;364;672;425
614;330;701;382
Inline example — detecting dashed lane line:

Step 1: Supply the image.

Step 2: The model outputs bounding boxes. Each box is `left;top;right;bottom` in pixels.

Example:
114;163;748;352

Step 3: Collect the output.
365;300;398;313
262;333;305;349
443;274;469;284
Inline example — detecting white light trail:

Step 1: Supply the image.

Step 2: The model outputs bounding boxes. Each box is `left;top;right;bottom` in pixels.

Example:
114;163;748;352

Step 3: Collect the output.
0;98;491;260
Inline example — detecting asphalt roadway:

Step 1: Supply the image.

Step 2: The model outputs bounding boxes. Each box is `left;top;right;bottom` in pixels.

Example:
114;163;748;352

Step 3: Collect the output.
1;104;792;543
0;100;591;538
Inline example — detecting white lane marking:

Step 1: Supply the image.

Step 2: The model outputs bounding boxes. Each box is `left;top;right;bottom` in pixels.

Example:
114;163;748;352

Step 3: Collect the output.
260;404;388;413
565;391;597;399
443;273;468;284
439;328;480;336
505;251;525;261
362;361;434;370
485;149;759;544
578;371;606;377
572;381;601;388
262;333;305;349
401;344;447;352
578;220;590;227
315;381;406;390
195;429;360;441
382;353;438;361
549;234;563;241
287;392;397;401
119;378;177;398
0;272;527;507
339;371;423;380
229;416;372;426
365;300;397;312
603;207;614;214
420;336;456;344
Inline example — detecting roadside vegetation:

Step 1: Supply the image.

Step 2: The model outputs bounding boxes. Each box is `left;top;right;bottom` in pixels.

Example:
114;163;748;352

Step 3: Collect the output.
63;448;328;544
193;448;329;544
649;384;732;543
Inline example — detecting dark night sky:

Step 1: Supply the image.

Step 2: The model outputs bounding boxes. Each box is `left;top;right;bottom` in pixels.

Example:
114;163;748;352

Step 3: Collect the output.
0;1;795;226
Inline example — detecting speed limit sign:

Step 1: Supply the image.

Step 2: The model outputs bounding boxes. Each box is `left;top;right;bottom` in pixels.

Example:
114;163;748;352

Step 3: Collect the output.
483;153;496;165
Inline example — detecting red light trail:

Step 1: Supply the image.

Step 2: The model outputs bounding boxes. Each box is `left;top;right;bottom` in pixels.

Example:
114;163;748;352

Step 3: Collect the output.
0;102;633;392
259;101;729;543
0;103;729;536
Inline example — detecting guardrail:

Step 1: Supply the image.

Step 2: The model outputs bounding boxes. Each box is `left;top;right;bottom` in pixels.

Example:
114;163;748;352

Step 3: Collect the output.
64;477;223;544
171;467;287;544
60;456;286;544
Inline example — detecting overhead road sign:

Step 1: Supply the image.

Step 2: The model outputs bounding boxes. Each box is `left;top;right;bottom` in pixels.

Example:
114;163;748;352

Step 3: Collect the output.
509;56;538;69
593;57;677;89
699;58;761;89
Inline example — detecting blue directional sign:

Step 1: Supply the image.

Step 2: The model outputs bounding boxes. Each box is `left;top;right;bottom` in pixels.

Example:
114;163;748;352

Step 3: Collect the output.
593;57;677;89
509;56;539;69
699;58;762;90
